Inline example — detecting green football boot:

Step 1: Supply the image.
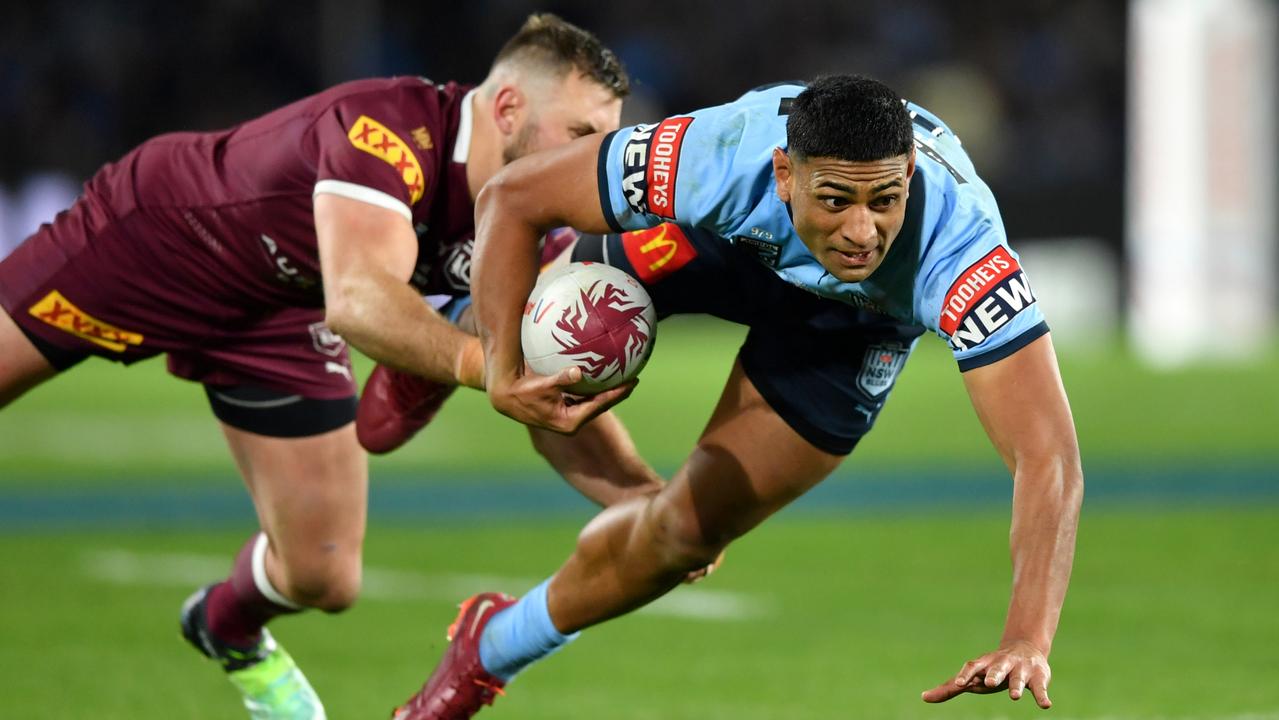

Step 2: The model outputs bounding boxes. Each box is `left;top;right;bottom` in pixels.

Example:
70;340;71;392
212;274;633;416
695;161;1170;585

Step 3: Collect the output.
181;584;326;720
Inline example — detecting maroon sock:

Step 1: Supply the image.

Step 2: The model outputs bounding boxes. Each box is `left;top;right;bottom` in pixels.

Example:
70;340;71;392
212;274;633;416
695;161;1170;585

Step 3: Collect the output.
205;533;302;647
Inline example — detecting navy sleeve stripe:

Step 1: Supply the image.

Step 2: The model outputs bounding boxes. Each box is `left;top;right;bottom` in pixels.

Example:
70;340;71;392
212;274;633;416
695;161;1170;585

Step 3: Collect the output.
596;130;624;234
956;321;1050;372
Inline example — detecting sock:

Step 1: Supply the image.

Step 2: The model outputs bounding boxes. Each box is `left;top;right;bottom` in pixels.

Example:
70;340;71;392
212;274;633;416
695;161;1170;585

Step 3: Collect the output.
205;532;303;648
479;579;578;682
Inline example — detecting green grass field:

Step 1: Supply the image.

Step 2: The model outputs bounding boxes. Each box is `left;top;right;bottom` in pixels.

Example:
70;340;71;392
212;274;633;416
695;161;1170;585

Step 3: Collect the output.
2;514;1276;719
2;319;1277;718
3;318;1278;480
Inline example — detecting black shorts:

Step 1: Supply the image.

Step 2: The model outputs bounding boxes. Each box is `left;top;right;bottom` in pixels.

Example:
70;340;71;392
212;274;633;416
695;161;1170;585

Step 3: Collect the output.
573;225;926;455
204;384;356;438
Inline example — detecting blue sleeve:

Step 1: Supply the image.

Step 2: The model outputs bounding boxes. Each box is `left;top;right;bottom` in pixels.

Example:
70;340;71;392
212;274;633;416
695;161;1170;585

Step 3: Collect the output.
915;205;1049;370
596;93;785;235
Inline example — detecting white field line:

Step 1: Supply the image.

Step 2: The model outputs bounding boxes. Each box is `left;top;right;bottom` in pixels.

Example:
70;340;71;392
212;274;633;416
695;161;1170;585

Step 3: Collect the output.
65;551;1279;719
80;548;770;622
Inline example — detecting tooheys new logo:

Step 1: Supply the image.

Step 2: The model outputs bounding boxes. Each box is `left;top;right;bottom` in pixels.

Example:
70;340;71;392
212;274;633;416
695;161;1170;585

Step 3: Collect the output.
621;117;693;219
940;248;1036;352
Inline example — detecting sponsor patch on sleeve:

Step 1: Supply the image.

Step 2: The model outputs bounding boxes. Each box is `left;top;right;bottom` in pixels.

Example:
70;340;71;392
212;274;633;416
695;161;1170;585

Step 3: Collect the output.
939;247;1037;352
346;115;425;204
620;223;698;283
620;116;693;220
28;290;143;352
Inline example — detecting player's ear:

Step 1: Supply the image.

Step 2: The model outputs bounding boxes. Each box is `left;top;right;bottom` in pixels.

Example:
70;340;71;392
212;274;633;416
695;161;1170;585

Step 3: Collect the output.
772;147;794;203
901;148;917;203
492;84;526;136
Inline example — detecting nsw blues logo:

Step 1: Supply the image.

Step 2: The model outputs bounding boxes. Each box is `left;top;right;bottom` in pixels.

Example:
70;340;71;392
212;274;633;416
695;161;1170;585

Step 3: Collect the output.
857;342;909;397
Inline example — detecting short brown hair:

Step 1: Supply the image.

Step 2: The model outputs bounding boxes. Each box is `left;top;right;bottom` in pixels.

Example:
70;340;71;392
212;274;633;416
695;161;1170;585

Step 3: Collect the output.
493;13;630;99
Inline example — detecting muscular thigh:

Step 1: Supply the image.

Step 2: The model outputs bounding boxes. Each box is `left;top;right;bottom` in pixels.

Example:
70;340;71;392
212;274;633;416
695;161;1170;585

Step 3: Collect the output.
654;360;844;546
220;418;367;576
205;377;364;573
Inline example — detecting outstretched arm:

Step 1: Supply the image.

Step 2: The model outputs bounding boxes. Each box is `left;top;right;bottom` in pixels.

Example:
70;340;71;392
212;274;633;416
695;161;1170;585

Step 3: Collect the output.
471;134;632;433
922;333;1083;709
315;193;484;388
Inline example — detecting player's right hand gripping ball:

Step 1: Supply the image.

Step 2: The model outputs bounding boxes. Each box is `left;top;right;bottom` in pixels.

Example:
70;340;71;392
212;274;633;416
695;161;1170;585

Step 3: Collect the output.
521;262;656;395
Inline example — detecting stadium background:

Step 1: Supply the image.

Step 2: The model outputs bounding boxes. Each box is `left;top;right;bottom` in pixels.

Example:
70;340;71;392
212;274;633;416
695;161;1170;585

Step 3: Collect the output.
0;1;1275;718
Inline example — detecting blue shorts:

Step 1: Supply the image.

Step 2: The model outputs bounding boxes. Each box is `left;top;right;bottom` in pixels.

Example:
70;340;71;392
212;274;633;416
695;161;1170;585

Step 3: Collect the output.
571;224;925;455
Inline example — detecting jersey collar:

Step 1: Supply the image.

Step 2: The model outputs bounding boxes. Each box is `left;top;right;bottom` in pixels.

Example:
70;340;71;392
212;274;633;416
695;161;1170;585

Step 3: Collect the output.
452;89;477;164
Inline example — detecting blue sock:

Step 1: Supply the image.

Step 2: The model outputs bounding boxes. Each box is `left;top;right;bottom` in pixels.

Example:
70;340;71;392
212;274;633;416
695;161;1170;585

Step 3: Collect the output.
479;580;578;681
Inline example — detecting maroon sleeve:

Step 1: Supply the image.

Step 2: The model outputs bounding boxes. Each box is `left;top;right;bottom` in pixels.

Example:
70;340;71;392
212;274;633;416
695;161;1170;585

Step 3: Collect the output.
312;93;439;220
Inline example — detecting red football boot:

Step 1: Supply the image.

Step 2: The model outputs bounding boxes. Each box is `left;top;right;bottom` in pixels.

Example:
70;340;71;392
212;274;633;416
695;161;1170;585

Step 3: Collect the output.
392;593;518;720
539;226;579;269
356;365;457;454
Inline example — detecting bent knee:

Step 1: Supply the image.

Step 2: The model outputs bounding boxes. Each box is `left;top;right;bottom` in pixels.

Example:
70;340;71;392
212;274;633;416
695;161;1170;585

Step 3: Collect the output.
276;551;363;613
643;496;730;571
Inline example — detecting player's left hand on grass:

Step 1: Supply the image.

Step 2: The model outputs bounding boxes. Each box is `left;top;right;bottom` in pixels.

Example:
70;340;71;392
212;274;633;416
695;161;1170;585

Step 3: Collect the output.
921;639;1053;709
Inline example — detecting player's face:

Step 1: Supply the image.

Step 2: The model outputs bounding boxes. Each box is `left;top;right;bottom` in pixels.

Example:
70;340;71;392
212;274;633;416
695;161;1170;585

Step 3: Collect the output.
503;72;623;164
773;149;915;283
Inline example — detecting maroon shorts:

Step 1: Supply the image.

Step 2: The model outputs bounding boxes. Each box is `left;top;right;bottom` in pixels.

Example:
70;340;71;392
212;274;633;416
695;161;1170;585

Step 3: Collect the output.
0;195;355;400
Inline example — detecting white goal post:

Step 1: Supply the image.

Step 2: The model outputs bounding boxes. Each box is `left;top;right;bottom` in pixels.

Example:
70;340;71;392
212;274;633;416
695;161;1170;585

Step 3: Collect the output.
1127;0;1277;366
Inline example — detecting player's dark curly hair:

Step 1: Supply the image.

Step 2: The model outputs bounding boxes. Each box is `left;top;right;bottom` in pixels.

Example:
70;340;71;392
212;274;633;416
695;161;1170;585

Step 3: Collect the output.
493;13;630;99
787;75;913;162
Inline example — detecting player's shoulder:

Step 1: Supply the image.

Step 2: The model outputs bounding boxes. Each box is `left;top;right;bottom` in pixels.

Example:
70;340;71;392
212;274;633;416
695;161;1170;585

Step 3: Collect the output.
307;76;467;119
904;102;1001;248
308;77;472;211
655;81;798;191
734;81;807;107
234;76;459;148
905;101;956;138
613;81;800;170
600;81;804;232
311;77;470;175
685;81;803;143
907;101;989;191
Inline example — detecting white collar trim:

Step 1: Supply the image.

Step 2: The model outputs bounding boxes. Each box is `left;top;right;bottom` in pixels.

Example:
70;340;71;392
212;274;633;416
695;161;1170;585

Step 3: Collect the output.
452;89;477;164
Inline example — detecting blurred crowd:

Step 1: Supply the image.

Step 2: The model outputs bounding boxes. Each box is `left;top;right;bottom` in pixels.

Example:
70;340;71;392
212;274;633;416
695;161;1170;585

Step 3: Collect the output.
0;0;1125;255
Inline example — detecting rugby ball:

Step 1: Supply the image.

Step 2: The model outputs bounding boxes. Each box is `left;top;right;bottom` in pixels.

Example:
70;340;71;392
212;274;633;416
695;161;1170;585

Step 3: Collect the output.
521;262;656;394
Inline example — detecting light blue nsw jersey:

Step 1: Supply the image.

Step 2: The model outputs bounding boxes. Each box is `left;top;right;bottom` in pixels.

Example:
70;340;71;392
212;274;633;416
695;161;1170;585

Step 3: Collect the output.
597;83;1048;368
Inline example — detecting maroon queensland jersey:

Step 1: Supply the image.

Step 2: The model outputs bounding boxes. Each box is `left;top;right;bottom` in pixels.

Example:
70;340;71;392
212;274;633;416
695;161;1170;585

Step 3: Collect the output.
0;77;480;397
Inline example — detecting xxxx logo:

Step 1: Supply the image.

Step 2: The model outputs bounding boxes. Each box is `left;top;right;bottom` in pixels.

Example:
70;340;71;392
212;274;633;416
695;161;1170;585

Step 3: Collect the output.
347;115;425;204
28;290;143;352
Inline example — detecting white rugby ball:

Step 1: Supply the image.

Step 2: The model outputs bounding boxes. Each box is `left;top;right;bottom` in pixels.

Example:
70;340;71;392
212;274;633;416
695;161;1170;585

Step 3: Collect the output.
521;262;656;394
